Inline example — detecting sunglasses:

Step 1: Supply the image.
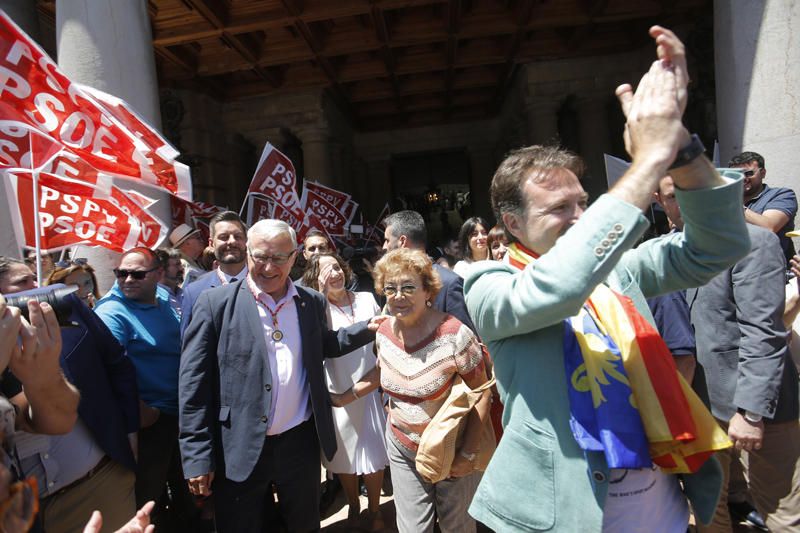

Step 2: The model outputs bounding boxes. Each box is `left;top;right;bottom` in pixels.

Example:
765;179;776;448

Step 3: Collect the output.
55;258;88;268
113;267;158;280
741;169;756;178
383;284;419;297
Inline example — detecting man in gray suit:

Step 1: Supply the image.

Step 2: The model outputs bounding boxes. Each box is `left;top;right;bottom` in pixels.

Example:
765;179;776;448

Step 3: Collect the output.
685;173;800;531
179;219;385;532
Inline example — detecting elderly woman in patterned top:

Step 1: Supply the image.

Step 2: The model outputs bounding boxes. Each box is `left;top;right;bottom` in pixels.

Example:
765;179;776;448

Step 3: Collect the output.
331;248;491;533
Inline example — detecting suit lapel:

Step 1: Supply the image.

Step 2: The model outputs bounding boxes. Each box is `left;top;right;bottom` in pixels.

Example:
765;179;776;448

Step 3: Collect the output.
295;289;315;371
239;282;270;366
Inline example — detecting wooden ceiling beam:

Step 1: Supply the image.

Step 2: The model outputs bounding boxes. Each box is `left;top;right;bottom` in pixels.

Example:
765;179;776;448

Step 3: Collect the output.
369;3;404;111
280;0;359;127
490;0;538;111
154;44;198;74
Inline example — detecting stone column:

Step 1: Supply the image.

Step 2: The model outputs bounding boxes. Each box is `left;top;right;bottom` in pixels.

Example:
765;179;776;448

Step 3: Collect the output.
57;0;166;292
297;126;333;186
576;93;613;197
714;0;800;187
0;1;40;258
526;97;562;146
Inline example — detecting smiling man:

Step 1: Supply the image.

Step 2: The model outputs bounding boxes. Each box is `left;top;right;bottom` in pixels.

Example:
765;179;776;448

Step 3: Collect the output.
179;219;385;532
94;248;191;527
179;211;249;334
464;27;751;532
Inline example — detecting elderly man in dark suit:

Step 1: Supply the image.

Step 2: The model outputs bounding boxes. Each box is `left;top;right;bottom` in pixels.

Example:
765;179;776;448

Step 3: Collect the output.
687;217;800;532
179;219;385;532
179;210;249;334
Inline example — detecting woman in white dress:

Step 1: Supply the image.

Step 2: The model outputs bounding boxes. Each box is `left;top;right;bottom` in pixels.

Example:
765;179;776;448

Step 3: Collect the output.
302;252;388;530
452;217;490;277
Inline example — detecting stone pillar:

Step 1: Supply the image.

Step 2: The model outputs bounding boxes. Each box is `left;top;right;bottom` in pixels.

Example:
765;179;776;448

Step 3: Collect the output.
576;93;613;197
714;0;800;187
526;97;562;146
297;126;333;186
0;1;40;258
56;0;166;292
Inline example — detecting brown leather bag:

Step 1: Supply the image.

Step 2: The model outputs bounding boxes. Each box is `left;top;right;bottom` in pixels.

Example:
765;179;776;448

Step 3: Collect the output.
415;373;496;484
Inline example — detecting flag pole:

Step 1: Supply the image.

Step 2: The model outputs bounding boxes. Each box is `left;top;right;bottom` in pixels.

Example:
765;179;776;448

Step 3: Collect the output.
30;131;42;286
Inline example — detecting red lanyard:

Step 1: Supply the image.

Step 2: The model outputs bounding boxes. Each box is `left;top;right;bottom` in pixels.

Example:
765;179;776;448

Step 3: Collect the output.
246;276;290;340
330;292;355;324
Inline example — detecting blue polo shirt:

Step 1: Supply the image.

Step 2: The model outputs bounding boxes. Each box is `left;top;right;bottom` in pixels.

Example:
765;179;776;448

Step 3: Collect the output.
747;184;798;263
95;284;181;415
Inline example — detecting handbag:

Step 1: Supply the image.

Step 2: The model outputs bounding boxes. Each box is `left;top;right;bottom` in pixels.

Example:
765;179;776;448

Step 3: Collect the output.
415;372;496;484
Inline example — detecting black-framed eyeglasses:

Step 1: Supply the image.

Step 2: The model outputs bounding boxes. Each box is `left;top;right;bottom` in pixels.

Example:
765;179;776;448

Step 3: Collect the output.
113;268;158;280
248;248;296;266
56;258;89;268
383;284;419;297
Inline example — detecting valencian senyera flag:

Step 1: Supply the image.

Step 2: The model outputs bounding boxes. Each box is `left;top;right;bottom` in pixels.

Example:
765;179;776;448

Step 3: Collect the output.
564;283;730;474
506;242;730;474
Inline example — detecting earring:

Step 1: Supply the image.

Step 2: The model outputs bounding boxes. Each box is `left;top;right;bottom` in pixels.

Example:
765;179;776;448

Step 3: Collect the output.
426;300;432;308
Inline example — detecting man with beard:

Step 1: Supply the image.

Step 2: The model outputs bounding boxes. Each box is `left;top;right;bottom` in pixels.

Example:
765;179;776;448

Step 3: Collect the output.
180;211;248;334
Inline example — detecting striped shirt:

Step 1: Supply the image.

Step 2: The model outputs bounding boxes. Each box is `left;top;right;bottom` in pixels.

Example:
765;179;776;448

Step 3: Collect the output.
377;315;486;455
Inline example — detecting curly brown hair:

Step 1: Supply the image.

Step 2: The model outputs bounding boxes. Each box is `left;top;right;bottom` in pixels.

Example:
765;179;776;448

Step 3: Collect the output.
372;248;442;301
301;252;354;292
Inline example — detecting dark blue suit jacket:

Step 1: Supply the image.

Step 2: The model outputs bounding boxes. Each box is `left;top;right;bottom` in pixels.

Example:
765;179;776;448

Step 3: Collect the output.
432;263;477;335
61;295;139;471
178;280;374;482
180;270;222;335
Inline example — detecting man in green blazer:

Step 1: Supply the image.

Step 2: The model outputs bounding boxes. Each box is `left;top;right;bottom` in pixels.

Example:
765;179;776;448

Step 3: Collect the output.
464;26;751;532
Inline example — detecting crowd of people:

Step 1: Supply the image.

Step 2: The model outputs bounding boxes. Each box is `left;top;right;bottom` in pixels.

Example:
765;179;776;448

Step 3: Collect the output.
0;25;798;533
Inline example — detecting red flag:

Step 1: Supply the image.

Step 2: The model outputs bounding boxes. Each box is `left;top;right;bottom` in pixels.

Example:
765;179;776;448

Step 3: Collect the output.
303;188;349;236
301;180;350;210
4;170;167;253
0;13;191;198
245;143;301;207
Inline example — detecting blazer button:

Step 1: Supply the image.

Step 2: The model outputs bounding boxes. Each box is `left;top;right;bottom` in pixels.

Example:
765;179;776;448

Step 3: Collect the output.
261;415;268;423
265;384;272;391
601;239;611;248
607;232;618;242
592;471;606;483
594;247;605;257
612;223;624;232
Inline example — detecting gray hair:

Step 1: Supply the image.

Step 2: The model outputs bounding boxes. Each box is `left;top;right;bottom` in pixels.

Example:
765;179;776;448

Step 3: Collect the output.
248;219;297;248
383;210;427;247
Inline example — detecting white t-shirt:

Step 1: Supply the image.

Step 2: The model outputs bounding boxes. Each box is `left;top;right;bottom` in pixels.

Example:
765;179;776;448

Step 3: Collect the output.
601;466;689;533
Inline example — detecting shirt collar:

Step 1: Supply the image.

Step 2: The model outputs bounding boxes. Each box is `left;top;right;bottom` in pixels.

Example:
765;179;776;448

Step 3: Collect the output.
218;265;248;283
247;275;298;306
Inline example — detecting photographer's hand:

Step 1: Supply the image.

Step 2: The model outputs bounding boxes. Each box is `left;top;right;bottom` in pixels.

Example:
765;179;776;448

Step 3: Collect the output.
11;301;63;388
10;300;79;435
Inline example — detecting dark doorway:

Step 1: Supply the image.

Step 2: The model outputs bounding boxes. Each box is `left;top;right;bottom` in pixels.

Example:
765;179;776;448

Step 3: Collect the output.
389;149;472;247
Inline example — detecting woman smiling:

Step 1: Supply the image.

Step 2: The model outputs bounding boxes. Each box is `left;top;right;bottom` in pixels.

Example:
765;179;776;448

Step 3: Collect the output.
333;249;490;532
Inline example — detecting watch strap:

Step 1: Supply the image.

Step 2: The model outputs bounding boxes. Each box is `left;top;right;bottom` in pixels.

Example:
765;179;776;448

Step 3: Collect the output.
668;133;706;170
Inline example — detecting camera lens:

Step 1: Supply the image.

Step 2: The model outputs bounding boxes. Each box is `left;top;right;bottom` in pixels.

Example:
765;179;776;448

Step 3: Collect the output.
3;286;78;327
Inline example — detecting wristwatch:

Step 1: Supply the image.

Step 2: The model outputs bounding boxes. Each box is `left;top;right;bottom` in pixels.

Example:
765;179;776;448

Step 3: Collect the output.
668;133;706;170
459;450;477;462
744;411;763;423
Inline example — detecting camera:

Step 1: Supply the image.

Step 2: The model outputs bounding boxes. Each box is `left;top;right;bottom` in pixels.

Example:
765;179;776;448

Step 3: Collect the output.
3;285;78;327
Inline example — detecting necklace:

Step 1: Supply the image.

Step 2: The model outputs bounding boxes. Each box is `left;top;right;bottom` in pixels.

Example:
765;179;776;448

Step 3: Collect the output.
247;276;290;341
329;291;355;324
